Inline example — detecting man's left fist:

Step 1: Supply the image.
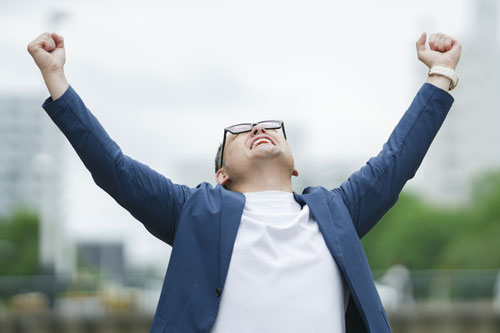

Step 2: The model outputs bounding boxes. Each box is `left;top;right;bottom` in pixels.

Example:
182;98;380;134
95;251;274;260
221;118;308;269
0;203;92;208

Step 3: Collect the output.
416;32;462;70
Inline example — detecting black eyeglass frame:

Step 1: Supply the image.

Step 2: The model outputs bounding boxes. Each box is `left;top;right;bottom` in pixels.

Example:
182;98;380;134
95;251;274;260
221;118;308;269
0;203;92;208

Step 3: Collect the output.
218;120;287;171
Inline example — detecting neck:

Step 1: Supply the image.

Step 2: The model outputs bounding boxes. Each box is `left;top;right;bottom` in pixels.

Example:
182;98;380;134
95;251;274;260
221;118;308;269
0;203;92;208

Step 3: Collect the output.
229;165;294;193
231;178;293;193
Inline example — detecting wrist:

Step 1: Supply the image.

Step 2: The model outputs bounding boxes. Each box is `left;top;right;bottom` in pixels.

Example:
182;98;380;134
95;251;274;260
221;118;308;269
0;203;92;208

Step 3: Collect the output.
426;75;452;92
40;65;65;77
427;66;458;91
430;61;457;71
41;69;69;101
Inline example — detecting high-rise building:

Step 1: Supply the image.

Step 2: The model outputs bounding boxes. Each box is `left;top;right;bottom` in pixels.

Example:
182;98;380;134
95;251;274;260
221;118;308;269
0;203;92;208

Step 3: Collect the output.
1;95;45;213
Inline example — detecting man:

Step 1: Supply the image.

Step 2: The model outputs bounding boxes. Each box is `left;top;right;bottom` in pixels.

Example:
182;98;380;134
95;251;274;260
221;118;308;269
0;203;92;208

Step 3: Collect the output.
27;31;461;332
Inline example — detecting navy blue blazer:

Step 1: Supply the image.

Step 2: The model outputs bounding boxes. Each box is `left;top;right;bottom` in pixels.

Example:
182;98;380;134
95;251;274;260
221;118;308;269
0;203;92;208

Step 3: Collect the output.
43;83;453;332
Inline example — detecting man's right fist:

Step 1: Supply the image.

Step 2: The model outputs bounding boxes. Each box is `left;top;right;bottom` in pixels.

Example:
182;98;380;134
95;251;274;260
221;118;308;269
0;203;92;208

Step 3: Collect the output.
27;32;66;73
416;32;461;70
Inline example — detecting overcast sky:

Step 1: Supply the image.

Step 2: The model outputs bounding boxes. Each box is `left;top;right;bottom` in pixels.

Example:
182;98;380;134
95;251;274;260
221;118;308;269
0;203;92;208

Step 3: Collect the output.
1;0;478;273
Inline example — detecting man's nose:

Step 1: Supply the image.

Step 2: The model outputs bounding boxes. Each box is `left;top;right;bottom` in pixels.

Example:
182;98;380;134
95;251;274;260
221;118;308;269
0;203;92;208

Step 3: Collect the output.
251;124;267;136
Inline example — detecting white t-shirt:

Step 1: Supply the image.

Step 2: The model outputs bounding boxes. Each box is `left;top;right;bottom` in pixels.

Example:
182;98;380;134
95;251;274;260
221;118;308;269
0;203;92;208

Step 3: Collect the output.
211;191;347;333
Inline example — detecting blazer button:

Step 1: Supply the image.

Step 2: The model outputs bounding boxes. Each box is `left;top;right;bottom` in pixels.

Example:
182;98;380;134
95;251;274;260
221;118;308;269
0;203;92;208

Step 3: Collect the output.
216;288;222;297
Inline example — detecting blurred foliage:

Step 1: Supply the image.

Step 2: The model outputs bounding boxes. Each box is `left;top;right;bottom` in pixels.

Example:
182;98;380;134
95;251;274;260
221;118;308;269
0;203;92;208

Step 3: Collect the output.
362;170;500;270
0;208;39;276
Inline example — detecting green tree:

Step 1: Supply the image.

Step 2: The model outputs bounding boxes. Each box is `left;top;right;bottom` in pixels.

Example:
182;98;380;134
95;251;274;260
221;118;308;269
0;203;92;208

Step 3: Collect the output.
439;171;500;269
362;170;500;270
0;208;39;276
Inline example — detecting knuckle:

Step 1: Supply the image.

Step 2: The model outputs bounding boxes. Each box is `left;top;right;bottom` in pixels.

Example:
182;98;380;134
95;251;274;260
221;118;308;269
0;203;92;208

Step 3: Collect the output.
27;42;36;53
42;33;52;42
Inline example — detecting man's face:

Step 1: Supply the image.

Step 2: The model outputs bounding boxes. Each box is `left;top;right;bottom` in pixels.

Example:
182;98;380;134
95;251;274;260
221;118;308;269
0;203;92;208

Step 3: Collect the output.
216;123;298;187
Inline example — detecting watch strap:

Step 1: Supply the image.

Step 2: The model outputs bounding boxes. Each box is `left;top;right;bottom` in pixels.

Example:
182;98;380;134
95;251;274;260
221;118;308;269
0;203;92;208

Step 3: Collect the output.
428;66;459;90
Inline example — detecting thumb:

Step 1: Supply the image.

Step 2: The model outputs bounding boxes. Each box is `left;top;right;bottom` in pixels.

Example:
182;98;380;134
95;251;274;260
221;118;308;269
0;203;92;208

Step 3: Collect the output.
416;32;427;52
52;32;65;49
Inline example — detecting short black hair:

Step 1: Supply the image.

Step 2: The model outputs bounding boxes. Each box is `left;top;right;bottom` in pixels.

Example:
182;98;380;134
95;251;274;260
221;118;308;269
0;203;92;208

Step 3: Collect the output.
214;142;223;173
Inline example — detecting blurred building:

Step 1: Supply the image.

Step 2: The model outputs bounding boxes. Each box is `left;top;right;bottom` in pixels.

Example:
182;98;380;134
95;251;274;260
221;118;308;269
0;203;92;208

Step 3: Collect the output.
0;96;45;213
0;92;72;276
78;242;126;279
415;0;500;204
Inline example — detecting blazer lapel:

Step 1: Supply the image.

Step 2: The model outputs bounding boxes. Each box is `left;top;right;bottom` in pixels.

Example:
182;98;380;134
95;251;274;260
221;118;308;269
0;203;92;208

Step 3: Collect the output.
295;191;346;271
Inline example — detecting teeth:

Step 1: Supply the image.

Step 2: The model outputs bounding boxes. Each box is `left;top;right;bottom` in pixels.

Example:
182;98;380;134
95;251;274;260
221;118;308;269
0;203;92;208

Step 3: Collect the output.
252;138;272;149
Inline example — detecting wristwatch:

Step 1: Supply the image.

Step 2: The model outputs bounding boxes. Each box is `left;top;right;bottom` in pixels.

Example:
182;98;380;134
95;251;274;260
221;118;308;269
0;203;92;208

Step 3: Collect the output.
428;66;459;90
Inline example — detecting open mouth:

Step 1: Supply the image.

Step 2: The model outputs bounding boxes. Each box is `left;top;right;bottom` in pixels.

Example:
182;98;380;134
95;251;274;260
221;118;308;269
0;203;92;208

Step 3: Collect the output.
250;137;274;150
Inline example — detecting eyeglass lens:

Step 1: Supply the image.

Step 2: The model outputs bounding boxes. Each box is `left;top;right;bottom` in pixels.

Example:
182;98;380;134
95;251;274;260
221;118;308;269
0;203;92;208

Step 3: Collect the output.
227;121;281;134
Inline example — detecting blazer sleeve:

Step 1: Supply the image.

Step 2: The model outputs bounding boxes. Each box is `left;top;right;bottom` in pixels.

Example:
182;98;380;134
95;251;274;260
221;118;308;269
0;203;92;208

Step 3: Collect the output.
336;83;454;238
42;85;195;246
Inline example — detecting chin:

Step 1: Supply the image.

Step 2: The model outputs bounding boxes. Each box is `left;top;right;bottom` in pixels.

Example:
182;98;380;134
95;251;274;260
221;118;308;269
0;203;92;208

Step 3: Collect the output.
252;150;281;161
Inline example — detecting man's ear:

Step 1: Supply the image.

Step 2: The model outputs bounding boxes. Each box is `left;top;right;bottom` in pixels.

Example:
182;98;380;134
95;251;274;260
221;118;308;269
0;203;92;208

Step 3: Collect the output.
216;168;231;187
292;167;299;177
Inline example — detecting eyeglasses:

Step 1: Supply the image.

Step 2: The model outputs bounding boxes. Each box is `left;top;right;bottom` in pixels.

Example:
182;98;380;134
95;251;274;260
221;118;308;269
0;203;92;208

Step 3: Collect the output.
218;120;287;171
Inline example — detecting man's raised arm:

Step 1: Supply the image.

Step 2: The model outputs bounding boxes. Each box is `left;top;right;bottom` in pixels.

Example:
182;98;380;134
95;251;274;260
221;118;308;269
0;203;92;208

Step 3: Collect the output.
27;33;195;245
337;32;461;238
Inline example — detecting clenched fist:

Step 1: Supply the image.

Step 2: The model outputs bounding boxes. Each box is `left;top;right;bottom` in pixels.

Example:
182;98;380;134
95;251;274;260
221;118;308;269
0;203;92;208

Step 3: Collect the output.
27;32;68;100
416;32;461;70
27;32;66;73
